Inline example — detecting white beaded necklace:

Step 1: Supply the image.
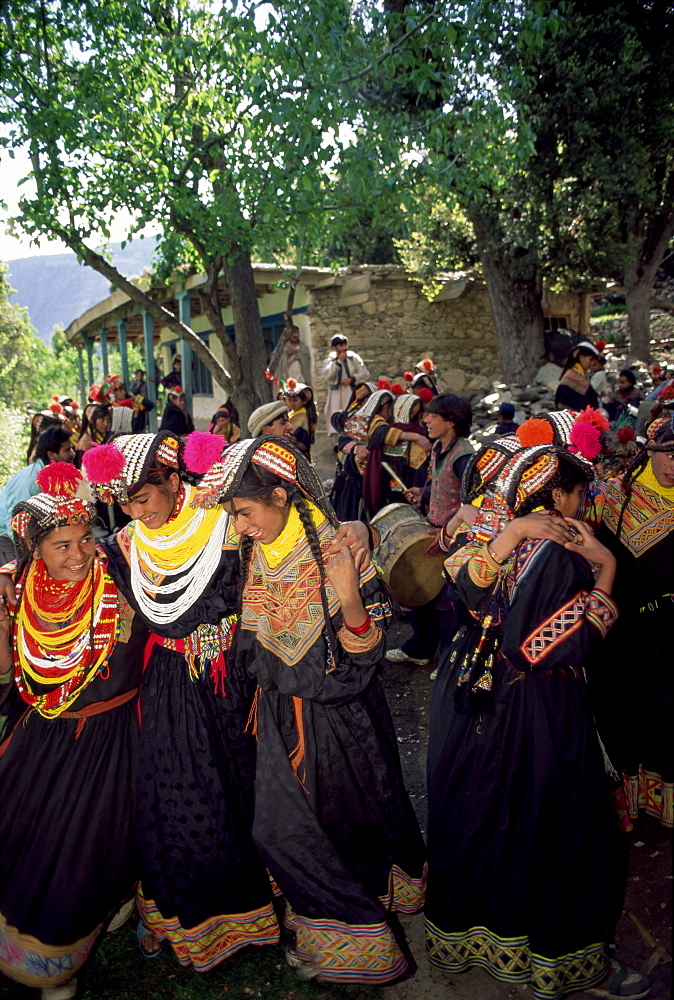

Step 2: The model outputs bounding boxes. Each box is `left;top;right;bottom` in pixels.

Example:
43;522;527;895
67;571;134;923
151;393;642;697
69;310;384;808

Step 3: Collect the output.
129;491;231;625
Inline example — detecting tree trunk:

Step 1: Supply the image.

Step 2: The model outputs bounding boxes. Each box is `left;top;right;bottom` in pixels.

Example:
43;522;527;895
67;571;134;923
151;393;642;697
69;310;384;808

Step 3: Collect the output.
623;211;674;363
470;210;545;385
222;247;273;429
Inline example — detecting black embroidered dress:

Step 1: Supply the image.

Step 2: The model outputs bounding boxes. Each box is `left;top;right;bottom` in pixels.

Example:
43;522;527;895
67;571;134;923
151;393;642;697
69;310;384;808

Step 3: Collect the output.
235;518;427;984
103;512;278;972
426;538;622;1000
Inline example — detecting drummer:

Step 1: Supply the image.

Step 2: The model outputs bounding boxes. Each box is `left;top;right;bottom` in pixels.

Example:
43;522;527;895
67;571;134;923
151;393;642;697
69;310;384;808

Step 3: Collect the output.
385;393;473;669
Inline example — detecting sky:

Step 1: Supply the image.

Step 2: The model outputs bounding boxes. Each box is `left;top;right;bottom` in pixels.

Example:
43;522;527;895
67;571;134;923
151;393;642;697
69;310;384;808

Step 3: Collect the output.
0;148;155;261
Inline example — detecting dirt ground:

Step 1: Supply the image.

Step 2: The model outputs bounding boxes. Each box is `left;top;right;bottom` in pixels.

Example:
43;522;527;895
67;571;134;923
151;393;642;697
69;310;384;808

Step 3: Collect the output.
380;618;673;1000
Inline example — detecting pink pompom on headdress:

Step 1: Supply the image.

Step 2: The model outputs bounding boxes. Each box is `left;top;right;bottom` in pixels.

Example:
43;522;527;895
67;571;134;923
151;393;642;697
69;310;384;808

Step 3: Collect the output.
36;463;83;497
183;431;225;475
569;422;601;460
574;406;609;434
81;444;126;484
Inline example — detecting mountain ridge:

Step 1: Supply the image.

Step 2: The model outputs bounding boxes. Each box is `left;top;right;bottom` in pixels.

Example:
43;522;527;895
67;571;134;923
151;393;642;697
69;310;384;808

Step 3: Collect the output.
5;240;157;344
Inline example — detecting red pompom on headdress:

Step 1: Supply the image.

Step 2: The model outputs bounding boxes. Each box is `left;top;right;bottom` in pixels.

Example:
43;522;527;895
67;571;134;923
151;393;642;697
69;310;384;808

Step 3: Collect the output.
70;400;80;411
183;431;224;475
51;394;60;403
617;426;636;444
420;358;435;373
377;379;392;391
573;406;609;434
286;378;298;391
81;444;126;484
652;365;662;375
391;383;404;396
89;383;102;402
418;388;434;404
48;401;64;415
36;463;83;497
594;340;606;352
660;384;674;401
403;371;414;383
569;422;601;460
516;418;554;447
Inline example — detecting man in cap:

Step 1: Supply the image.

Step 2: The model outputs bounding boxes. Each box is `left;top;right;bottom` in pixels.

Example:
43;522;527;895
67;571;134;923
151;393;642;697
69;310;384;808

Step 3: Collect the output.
248;400;292;438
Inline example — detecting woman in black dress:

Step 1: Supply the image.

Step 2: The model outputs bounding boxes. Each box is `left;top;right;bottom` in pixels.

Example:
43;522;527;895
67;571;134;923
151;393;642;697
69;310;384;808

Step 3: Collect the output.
427;445;649;1000
198;437;427;985
0;463;146;1000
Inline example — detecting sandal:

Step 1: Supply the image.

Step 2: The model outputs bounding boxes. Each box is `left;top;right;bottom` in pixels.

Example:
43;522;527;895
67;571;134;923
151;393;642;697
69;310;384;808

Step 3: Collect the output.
136;920;164;959
587;959;650;999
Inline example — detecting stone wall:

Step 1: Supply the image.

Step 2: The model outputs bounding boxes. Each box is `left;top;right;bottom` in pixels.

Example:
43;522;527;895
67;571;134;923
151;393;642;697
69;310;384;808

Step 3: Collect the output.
307;273;500;408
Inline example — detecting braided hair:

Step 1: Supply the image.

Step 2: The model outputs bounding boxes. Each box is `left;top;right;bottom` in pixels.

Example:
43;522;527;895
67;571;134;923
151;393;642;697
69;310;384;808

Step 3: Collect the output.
231;463;341;661
616;417;674;541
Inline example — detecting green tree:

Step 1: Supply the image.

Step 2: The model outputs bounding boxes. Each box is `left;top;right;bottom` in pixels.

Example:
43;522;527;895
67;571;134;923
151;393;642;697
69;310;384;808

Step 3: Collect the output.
0;0;408;423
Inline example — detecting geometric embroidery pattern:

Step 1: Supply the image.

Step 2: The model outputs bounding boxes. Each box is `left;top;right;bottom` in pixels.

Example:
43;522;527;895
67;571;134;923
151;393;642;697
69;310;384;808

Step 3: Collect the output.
599;479;674;557
293;913;408;983
426;921;608;1000
137;889;280;972
240;520;379;666
378;863;427;914
521;589;617;665
624;766;674;829
521;593;587;665
0;909;100;987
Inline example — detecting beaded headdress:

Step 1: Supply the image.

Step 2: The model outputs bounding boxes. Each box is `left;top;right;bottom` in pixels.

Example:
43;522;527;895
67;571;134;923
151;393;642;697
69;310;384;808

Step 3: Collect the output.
191;435;334;520
82;431;181;504
495;445;594;514
354;388;393;422
645;414;674;449
393;394;422;424
283;379;310;397
409;372;439;395
11;464;95;542
461;436;520;504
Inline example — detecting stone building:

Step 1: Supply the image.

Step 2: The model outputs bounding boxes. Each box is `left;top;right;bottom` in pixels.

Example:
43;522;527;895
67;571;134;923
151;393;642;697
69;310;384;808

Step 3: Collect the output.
64;263;592;430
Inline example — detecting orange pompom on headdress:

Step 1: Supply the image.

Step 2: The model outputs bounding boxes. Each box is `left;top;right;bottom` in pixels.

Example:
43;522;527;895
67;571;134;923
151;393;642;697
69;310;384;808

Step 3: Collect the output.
516;418;555;447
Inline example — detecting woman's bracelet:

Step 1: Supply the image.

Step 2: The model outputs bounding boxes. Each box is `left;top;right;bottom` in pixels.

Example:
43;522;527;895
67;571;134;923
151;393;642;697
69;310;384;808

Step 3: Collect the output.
486;542;507;566
345;615;371;635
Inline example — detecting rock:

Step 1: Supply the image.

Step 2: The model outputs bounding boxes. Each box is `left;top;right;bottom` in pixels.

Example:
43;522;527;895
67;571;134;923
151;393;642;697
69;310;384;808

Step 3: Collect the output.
535;363;562;386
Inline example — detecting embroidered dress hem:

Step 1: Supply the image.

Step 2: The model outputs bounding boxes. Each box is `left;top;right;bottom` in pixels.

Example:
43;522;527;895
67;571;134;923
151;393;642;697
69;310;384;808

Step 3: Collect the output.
286;908;409;984
0;912;100;988
426;921;608;1000
623;766;673;828
137;891;279;972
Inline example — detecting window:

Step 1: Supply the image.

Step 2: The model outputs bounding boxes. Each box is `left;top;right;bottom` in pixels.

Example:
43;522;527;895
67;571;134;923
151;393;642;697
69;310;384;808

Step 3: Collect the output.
544;316;569;332
193;334;213;395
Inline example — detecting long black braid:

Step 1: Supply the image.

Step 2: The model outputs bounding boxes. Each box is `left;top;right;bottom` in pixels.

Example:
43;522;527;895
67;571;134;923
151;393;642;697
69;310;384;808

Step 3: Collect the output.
293;493;341;665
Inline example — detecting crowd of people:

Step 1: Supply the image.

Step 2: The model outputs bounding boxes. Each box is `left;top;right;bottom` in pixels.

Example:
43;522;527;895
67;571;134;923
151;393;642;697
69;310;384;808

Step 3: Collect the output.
0;334;670;1000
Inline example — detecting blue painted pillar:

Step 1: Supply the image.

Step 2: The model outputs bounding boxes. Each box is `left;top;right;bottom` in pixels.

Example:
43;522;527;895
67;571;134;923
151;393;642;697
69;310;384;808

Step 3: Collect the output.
142;310;158;432
76;346;87;408
117;319;130;387
99;327;109;379
176;292;193;415
84;338;95;386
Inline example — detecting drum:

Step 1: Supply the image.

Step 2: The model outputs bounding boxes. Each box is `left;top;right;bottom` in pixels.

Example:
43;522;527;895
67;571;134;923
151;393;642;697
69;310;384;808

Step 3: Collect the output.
370;502;446;607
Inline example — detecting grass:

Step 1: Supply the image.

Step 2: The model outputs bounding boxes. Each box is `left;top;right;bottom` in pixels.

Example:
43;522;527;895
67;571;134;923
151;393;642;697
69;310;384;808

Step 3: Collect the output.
0;921;381;1000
